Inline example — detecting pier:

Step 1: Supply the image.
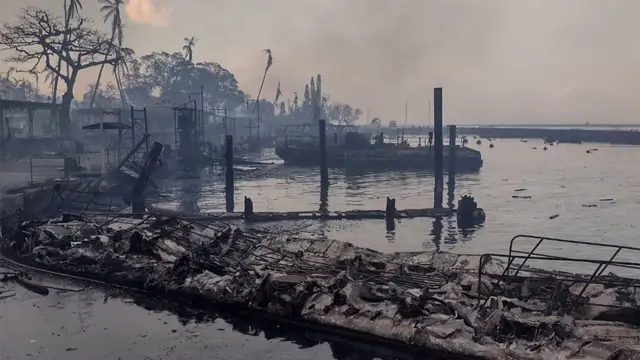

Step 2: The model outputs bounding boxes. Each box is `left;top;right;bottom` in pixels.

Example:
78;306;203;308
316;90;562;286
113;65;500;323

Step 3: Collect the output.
147;204;454;222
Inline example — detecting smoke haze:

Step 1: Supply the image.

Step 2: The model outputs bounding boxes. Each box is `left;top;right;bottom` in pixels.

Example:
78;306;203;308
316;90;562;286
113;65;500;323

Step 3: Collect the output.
1;0;640;124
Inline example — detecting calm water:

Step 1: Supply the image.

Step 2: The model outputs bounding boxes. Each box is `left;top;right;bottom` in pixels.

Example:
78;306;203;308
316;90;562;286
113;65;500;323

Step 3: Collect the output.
4;138;640;360
1;269;422;360
156;138;640;275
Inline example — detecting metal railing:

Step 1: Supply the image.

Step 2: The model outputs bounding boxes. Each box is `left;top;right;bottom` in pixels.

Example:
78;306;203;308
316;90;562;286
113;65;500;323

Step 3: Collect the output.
28;157;66;183
477;234;640;313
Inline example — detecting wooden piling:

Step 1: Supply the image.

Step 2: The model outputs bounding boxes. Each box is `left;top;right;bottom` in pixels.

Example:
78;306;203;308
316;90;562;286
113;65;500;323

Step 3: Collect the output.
433;88;444;208
318;119;329;187
448;125;456;204
244;196;254;217
225;135;235;212
385;197;396;219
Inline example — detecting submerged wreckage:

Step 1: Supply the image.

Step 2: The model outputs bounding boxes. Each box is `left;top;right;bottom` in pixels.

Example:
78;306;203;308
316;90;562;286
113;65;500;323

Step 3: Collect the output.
1;213;639;359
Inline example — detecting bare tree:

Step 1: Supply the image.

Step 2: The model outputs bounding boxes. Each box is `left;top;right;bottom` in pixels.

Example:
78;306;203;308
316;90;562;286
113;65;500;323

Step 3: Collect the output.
52;0;83;107
0;7;120;133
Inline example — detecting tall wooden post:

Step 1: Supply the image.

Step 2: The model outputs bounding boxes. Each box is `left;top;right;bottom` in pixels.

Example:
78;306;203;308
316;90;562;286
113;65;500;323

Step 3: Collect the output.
447;125;456;206
0;107;4;160
433;88;443;208
27;109;34;138
225;135;235;212
319;119;329;188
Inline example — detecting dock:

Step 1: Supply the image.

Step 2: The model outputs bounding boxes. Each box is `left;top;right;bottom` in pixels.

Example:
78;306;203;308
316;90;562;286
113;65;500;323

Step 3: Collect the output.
147;204;454;222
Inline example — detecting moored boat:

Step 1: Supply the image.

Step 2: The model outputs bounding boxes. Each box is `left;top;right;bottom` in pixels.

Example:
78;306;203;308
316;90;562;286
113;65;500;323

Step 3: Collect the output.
275;124;483;172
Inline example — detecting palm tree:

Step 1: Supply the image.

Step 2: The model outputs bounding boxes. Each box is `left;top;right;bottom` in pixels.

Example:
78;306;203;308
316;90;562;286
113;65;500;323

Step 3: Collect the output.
52;0;83;105
182;37;198;63
113;46;135;107
255;49;273;140
89;0;124;109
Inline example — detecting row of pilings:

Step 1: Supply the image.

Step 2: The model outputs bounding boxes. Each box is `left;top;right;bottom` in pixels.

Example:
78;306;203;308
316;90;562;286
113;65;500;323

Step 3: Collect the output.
219;87;457;216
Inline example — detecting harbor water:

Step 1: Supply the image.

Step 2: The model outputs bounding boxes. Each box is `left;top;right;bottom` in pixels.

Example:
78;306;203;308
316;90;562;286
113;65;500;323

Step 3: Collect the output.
157;138;640;275
3;138;639;360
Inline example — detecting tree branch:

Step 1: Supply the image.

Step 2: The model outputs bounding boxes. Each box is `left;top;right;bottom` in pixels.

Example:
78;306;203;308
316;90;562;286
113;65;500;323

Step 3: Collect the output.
0;6;120;79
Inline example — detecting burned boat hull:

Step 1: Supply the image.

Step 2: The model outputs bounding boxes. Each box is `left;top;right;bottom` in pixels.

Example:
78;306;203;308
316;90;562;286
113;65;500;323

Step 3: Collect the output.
1;216;639;360
275;145;483;172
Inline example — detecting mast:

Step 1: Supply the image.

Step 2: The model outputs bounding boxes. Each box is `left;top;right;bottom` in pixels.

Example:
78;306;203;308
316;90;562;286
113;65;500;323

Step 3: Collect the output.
404;100;408;125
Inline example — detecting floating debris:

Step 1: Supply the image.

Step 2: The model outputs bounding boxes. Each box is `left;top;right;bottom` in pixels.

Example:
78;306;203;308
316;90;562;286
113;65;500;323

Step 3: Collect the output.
582;204;597;208
549;214;560;220
514;188;527;192
600;198;615;202
512;195;532;199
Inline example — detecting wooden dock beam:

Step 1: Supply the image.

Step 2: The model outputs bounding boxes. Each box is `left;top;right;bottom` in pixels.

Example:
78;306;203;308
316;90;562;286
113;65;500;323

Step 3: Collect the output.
147;204;454;223
434;88;444;208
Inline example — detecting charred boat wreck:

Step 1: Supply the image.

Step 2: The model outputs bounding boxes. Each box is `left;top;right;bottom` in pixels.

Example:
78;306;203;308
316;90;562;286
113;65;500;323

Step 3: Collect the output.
275;125;483;171
1;214;639;360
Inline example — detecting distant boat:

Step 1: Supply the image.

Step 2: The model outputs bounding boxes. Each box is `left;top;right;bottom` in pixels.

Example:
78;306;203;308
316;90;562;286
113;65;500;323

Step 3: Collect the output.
558;138;583;144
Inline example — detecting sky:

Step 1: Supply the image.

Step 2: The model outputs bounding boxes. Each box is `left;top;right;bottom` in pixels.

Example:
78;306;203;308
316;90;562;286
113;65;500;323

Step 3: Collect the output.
1;0;640;125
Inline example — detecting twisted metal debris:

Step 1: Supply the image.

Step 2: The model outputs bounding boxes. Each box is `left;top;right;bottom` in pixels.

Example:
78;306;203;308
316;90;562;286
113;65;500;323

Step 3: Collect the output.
1;211;639;360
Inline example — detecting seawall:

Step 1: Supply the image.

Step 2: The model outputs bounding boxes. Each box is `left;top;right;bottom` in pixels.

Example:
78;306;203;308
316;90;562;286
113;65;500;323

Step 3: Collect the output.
457;127;640;144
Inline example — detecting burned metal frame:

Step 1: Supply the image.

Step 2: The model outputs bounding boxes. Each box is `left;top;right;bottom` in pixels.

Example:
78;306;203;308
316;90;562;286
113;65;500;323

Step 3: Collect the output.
477;234;640;312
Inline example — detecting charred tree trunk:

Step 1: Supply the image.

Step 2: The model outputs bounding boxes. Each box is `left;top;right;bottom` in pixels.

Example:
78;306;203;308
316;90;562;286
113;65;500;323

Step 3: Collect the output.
58;73;77;135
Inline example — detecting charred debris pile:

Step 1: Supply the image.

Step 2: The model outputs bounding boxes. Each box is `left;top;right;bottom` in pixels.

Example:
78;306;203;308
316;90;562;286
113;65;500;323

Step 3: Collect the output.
1;213;639;360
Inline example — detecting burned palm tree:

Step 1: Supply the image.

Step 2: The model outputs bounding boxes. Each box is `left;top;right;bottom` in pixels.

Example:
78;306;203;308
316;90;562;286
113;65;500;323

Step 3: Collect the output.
274;81;282;105
113;46;135;107
89;0;124;109
255;49;273;140
182;37;197;63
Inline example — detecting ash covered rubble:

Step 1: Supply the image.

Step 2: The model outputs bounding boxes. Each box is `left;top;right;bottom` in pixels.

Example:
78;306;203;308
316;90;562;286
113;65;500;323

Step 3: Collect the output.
1;214;639;360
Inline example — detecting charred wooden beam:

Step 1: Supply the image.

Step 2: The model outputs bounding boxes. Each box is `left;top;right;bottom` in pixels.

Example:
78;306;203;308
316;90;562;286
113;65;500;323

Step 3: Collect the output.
225;135;234;212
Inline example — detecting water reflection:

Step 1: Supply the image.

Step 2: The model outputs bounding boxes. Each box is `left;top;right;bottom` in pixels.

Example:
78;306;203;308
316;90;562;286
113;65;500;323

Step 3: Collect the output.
179;178;202;213
118;289;451;360
430;217;443;251
319;181;329;213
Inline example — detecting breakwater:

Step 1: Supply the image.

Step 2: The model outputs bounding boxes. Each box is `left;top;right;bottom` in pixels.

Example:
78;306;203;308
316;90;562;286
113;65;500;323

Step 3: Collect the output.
457;127;640;145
